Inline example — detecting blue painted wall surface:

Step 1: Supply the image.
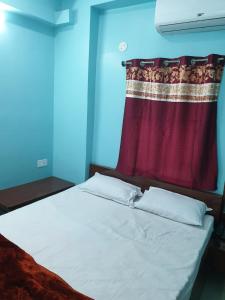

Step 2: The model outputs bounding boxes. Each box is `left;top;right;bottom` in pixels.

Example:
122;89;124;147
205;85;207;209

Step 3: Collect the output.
54;0;225;193
3;0;56;22
0;9;54;188
53;0;91;184
53;0;153;184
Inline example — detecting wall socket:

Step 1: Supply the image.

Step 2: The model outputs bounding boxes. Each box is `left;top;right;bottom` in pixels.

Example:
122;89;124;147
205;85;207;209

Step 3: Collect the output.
37;159;48;168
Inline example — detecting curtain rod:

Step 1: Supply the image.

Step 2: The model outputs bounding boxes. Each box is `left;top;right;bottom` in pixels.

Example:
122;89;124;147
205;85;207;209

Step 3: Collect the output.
121;57;225;67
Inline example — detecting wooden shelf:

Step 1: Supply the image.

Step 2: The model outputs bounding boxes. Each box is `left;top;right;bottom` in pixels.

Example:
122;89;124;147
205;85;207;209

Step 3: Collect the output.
0;177;75;212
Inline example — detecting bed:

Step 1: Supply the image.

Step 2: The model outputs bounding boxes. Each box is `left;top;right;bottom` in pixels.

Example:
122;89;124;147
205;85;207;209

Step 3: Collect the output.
0;164;224;300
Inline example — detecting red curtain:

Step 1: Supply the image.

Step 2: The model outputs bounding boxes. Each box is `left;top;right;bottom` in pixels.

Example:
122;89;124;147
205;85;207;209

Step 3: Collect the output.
116;54;225;190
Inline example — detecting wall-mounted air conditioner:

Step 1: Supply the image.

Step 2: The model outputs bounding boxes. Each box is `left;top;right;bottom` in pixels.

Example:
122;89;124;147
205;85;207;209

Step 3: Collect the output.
155;0;225;33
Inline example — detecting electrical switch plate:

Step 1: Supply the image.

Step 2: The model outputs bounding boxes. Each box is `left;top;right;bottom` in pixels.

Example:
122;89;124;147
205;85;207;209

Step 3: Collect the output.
37;159;48;168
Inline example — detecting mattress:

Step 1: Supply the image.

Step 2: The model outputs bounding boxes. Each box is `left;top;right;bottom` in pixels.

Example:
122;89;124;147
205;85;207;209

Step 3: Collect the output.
0;186;213;300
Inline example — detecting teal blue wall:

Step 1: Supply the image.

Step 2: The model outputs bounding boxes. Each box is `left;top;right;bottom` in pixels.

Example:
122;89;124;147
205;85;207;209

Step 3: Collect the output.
54;0;225;193
0;3;55;189
3;0;56;22
53;0;90;184
53;0;154;184
3;0;224;193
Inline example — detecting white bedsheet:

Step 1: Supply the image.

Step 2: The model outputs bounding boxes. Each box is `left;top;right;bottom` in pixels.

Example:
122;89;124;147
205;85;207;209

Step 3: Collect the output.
0;186;213;300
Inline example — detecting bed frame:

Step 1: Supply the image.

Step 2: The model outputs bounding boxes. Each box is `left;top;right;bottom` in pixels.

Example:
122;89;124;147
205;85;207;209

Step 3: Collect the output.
90;164;225;224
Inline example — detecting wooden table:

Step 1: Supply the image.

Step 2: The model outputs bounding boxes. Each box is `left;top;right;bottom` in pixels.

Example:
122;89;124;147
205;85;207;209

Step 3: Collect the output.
0;177;75;213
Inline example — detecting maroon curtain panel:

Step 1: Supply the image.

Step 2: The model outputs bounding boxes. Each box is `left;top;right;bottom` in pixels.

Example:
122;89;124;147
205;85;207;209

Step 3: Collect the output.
116;54;225;190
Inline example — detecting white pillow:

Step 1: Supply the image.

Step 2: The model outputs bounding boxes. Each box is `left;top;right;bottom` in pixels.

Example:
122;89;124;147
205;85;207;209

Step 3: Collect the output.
134;187;209;226
77;172;142;206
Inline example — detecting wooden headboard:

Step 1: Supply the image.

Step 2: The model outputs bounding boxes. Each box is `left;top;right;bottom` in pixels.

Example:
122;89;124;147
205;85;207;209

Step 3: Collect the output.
90;164;225;224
